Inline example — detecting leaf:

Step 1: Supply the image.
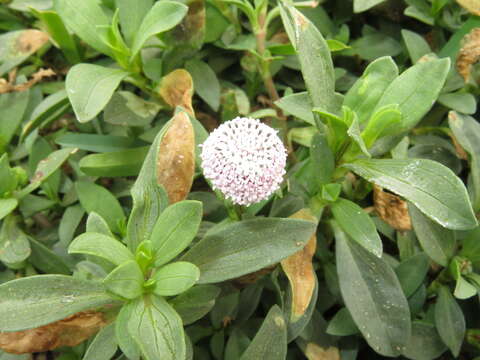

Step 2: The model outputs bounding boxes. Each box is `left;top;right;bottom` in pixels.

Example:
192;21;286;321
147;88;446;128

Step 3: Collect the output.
182;217;317;284
0;90;29;151
29;237;71;275
156;111;196;203
239;306;287;360
115;303;141;360
0;198;18;221
281;209;317;320
374;58;450;132
79;146;149;177
408;204;456;267
0;30;49;76
75;181;126;234
402;322;447;360
361;104;403;148
456;0;480;15
57;133;145;153
158;70;194;115
275;92;314;125
104;91;160;127
66;64;129;123
395;253;429;297
130;1;188;58
163;0;206;49
344;56;398;124
331;198;382;257
435;286;465;356
69;232;133;266
401;29;432;64
438;92;477;115
353;0;386;12
86;212;114;237
0;215;30;265
456;28;480;82
116;0;153;46
0;275;113;332
83;322;118;360
353;33;402;61
104;260;144;300
0;311;106;354
150;200;202;266
373;185;412;231
0;154;17;197
185;59;220;111
54;0;113;57
153;261;200;297
326;307;359;336
335;224;411;357
128;296;186;360
344;158;478;230
170;284;220;325
279;2;336;113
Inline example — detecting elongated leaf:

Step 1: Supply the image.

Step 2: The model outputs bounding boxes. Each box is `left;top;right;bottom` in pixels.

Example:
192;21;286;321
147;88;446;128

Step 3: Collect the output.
0;90;29;151
401;29;432;63
0;198;18;221
0;275;113;331
66;64;129;123
182;217;316;284
115;302;141;360
344;159;478;230
57;133;145;153
408;204;456;267
104;260;144;300
395;253;429;297
331;198;382;257
131;1;188;58
153;261;200;296
29;237;71;275
83;322;118;360
435;286;465;357
117;0;153;45
279;2;336;113
240;306;287;360
185;59;220;111
335;224;411;357
69;232;133;266
151;200;202;266
275;92;314;125
128;296;186;360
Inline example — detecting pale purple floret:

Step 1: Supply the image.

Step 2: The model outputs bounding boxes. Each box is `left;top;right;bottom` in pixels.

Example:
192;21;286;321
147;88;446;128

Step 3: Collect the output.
200;117;287;206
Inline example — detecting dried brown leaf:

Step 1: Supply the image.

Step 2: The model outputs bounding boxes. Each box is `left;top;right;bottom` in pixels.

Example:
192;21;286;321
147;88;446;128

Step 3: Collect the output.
305;343;341;360
0;311;106;354
373;185;412;231
157;111;195;203
456;0;480;15
281;208;317;319
456;28;480;82
17;30;49;54
158;69;194;116
0;68;55;94
165;0;205;49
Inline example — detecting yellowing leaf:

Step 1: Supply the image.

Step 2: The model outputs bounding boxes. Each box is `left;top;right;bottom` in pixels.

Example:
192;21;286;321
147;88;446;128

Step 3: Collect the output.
456;0;480;15
305;343;340;360
158;69;194;116
157;111;195;203
281;208;317;319
373;185;412;231
456;28;480;82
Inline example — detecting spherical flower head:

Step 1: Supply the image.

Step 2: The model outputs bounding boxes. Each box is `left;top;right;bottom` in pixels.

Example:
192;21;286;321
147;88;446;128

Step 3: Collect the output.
200;117;287;206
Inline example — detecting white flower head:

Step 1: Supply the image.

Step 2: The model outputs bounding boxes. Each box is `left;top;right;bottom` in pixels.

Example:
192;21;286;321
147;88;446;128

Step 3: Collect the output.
200;117;287;206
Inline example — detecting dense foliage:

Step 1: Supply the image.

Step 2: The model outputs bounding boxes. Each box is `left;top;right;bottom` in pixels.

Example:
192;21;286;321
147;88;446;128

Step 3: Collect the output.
0;0;480;359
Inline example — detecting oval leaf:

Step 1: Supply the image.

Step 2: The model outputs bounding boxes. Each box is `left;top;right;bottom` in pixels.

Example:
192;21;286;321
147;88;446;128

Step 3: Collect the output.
103;260;144;300
153;261;200;297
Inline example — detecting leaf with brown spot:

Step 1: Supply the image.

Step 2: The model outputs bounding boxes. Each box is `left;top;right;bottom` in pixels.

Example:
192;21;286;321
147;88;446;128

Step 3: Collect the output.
163;0;206;49
157;111;195;203
0;311;106;354
0;30;49;76
305;343;341;360
281;208;317;319
456;28;480;82
373;185;412;231
456;0;480;15
158;69;194;116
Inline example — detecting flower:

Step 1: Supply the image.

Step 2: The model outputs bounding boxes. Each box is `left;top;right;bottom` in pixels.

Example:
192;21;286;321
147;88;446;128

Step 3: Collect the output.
200;117;287;206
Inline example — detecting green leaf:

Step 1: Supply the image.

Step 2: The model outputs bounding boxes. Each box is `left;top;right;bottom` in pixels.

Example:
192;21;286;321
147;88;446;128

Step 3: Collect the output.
344;158;478;230
0;215;30;265
402;322;447;360
116;0;153;46
346;112;371;158
153;261;200;297
0;154;17;197
128;296;186;360
454;276;477;299
0;275;113;331
331;198;382;257
344;56;398;124
239;305;287;360
83;322;118;360
361;104;403;148
353;33;402;61
374;58;450;132
185;59;220;111
104;91;160;127
354;0;386;12
401;29;431;63
395;253;429;297
326;307;359;336
57;133;145;153
86;212;114;238
104;260;144;300
171;284;220;325
310;133;335;186
75;181;126;234
279;2;336;113
130;1;188;58
438;92;477;115
0;198;18;221
408;204;456;267
29;237;71;275
0;90;29;151
435;286;465;357
151;200;203;266
182;217;316;284
54;0;113;57
115;302;141;360
335;224;411;357
69;232;133;266
275;92;314;125
66;64;129;123
449;112;480;211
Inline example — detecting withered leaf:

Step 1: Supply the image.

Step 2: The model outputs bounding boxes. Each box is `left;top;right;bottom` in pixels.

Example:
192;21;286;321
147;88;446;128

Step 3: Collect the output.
456;28;480;82
281;208;317;319
456;0;480;15
0;68;55;94
0;311;106;354
305;343;341;360
373;185;412;231
157;111;195;203
158;69;194;116
164;0;206;49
